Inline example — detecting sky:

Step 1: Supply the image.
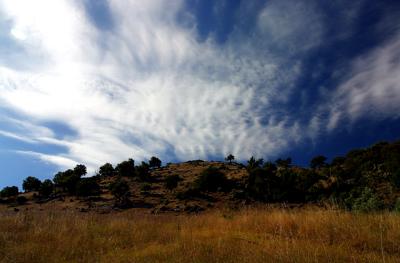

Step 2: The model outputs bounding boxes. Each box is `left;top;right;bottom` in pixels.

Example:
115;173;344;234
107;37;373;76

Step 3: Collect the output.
1;0;400;188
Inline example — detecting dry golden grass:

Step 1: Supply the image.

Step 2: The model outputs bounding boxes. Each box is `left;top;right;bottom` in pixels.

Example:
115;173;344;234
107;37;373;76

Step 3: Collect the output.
1;208;399;263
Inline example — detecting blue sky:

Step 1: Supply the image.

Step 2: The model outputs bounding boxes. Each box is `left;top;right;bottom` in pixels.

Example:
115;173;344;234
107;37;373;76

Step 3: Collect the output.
1;0;400;188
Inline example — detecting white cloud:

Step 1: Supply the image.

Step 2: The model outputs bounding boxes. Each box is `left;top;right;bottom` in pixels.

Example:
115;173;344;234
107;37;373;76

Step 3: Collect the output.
15;150;79;171
0;0;398;175
327;32;400;130
0;130;37;144
257;0;324;51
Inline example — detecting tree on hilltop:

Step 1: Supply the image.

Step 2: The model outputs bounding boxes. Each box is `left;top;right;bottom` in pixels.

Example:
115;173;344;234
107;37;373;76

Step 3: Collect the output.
225;154;235;164
149;156;162;169
98;163;114;177
115;159;135;177
310;155;327;169
39;179;54;197
0;186;19;198
22;176;42;192
247;156;264;171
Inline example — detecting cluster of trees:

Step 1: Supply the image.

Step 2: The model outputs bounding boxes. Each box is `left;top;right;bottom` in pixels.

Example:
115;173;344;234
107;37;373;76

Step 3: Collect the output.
0;156;162;203
242;141;400;211
173;141;400;212
2;141;400;212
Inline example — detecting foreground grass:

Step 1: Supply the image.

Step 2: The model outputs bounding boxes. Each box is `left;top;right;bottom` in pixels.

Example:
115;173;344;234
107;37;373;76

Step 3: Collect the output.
0;208;399;263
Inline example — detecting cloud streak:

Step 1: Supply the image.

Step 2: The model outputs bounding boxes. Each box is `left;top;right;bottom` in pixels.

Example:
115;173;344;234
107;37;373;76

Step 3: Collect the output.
0;0;399;174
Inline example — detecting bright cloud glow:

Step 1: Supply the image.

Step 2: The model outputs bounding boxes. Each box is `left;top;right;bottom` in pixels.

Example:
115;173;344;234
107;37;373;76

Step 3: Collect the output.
0;0;399;174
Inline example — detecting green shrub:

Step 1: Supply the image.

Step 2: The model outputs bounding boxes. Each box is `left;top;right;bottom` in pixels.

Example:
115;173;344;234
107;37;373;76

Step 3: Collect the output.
193;167;229;192
165;174;182;190
76;178;100;197
39;179;54;197
176;188;202;200
391;169;400;188
351;188;384;212
310;155;327;169
393;198;400;213
0;186;19;198
136;161;150;181
109;179;130;203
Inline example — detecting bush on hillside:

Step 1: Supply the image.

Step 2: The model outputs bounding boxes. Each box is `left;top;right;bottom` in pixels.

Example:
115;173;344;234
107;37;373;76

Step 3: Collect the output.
165;174;182;190
109;179;131;207
175;187;202;200
76;178;100;197
275;158;292;168
140;182;151;193
247;168;278;201
193;167;229;192
39;179;54;197
247;157;264;171
0;186;19;198
310;155;327;169
136;161;151;181
393;198;400;213
350;187;384;212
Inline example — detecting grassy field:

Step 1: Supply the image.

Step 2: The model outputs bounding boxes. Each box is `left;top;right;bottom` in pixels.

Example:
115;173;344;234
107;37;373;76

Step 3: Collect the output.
0;208;399;263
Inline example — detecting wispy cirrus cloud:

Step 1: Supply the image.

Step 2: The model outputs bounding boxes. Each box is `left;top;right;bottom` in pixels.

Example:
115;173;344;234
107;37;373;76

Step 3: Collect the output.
0;0;399;175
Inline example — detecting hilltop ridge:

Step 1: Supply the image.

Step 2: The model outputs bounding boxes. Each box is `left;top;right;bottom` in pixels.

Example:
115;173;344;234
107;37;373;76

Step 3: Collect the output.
1;140;400;214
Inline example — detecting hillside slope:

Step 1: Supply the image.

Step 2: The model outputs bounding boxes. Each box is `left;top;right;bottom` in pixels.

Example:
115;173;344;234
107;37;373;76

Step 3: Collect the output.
1;140;400;213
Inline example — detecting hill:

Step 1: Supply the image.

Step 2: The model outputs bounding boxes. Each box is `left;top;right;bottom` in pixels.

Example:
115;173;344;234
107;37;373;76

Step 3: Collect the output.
1;140;400;213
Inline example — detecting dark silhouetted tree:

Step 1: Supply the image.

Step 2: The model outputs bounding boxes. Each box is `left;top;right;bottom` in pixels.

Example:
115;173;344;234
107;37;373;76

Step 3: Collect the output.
263;161;277;172
115;159;135;177
98;163;114;177
310;155;327;169
109;179;131;207
0;186;19;198
76;178;100;197
136;161;150;181
73;164;87;177
39;179;54;197
194;167;229;192
22;176;42;192
275;158;292;168
247;168;278;201
225;154;235;163
149;156;162;169
331;156;345;166
247;157;264;171
53;169;81;194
